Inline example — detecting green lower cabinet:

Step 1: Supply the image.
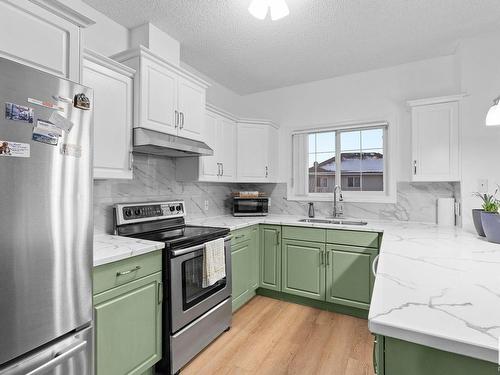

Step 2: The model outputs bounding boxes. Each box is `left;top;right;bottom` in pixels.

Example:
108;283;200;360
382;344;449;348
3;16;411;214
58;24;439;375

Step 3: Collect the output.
259;225;282;291
231;239;252;311
93;271;162;375
281;239;325;300
249;226;259;290
326;244;377;310
231;226;260;311
380;336;497;375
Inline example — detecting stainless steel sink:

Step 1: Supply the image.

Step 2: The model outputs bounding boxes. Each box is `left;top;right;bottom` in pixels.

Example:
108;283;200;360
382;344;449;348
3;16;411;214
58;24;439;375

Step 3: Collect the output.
298;218;368;226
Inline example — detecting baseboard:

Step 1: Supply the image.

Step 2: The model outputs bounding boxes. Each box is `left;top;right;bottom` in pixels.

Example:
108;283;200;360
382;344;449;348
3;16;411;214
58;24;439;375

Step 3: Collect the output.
256;288;369;319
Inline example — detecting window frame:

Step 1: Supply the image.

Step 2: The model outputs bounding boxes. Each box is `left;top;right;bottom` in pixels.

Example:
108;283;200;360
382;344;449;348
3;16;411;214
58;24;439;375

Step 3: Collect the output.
289;120;396;204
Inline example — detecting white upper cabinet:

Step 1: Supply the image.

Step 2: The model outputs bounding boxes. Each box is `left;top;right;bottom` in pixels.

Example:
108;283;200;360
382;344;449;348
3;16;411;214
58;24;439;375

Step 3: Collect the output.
177;76;206;141
112;47;209;142
176;105;236;182
82;49;135;180
140;56;178;134
0;0;94;82
408;95;462;182
236;120;279;183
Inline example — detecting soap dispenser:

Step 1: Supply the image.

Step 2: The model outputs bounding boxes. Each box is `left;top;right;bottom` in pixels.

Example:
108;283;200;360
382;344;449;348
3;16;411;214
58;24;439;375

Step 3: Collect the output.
308;202;315;218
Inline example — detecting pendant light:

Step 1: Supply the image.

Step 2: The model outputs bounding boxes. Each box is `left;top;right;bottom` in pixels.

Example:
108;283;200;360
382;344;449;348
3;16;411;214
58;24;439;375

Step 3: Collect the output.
486;96;500;126
248;0;290;21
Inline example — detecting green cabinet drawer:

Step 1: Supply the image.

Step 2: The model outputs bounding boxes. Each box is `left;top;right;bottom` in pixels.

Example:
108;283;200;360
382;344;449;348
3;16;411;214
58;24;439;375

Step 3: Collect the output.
93;250;162;295
282;239;325;300
326;245;376;310
260;225;282;291
327;229;380;248
282;226;326;243
93;272;162;375
231;226;254;247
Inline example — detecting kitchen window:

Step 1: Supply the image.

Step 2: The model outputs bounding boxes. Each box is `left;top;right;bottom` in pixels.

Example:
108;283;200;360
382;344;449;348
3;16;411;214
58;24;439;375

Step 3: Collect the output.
291;122;394;203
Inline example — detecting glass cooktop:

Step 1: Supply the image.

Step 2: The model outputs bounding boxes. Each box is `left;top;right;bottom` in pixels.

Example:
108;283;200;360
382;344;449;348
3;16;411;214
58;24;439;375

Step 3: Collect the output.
130;225;230;250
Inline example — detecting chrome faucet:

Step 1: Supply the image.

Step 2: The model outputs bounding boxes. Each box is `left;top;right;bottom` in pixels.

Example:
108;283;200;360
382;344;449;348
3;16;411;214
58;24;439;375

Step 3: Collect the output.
333;185;343;218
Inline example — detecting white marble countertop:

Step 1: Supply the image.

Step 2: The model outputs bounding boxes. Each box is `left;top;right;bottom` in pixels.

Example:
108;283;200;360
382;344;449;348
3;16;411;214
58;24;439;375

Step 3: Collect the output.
93;234;165;267
187;214;500;363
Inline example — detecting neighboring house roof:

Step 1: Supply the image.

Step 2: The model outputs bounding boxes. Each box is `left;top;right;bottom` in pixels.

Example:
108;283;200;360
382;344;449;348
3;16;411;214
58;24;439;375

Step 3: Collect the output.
309;152;383;173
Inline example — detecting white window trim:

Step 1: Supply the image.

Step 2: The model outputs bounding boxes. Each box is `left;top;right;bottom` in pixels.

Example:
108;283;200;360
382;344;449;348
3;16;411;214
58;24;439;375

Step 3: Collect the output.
288;119;397;204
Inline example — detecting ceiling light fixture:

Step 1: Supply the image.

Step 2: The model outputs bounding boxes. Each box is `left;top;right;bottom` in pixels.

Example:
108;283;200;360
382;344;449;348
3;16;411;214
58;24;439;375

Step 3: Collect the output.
248;0;290;21
486;95;500;126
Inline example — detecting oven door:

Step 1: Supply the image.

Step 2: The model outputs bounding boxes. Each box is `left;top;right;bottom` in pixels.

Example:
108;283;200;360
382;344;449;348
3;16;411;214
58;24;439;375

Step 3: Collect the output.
233;198;269;216
169;237;232;333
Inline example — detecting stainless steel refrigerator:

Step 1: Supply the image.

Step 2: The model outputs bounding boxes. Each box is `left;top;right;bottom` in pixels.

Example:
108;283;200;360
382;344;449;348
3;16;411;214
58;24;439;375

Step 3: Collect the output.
0;57;93;374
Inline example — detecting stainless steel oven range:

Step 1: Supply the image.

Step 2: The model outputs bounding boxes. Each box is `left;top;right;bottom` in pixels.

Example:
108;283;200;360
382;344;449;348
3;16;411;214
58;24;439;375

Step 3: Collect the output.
114;201;231;375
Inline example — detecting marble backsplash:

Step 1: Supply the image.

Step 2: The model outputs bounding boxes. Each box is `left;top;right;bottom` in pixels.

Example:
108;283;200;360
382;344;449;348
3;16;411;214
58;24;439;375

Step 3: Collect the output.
265;182;461;223
93;153;460;233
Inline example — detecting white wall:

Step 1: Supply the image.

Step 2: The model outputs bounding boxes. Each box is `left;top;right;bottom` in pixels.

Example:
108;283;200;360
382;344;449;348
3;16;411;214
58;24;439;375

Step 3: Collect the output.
239;56;460;187
457;33;500;232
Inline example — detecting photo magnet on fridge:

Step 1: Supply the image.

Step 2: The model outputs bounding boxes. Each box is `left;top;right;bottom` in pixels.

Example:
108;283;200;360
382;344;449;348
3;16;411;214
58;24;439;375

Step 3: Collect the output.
0;140;30;157
73;93;90;110
49;111;74;132
5;102;34;123
36;120;63;137
32;126;59;146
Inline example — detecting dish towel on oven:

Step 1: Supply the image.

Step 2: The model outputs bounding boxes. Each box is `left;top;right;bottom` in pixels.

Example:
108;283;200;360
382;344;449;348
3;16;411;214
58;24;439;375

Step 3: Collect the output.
202;238;226;288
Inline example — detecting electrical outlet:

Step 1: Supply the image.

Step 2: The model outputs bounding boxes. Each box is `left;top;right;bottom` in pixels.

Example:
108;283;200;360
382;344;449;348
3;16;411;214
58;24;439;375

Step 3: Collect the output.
204;200;209;211
478;179;488;194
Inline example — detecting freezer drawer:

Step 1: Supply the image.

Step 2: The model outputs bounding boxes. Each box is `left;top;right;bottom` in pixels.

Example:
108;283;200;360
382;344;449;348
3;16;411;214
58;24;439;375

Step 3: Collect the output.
0;326;92;375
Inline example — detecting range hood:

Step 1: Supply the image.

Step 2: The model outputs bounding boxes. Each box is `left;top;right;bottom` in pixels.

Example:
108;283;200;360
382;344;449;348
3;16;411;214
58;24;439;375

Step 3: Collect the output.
133;127;213;157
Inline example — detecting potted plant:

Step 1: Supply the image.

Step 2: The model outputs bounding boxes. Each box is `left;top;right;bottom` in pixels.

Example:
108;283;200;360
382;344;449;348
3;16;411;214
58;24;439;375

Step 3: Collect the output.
472;189;499;237
477;187;500;243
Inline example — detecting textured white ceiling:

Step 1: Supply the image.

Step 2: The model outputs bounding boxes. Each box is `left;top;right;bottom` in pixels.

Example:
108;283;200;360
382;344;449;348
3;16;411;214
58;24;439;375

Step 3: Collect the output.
83;0;500;94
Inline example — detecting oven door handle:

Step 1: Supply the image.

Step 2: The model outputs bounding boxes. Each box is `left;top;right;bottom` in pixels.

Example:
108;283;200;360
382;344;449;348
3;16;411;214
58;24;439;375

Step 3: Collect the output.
171;236;231;257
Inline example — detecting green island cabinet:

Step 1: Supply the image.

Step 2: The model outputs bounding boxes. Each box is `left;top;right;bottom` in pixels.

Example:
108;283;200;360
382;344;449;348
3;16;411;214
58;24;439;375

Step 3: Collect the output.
374;335;498;375
231;225;259;311
276;226;379;310
93;250;163;375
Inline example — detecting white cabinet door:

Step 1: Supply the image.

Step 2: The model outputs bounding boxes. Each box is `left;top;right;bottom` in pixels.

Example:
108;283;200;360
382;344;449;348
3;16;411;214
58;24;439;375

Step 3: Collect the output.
411;101;460;181
82;51;134;180
266;126;279;182
140;56;178;135
199;112;220;181
219;117;236;181
237;123;269;182
0;0;80;81
177;76;205;141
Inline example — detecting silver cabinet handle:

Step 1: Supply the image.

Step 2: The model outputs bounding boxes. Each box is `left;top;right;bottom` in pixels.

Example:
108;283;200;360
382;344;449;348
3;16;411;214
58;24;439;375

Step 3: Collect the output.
372;254;379;277
116;265;141;276
221;163;224;176
319;251;324;265
234;234;245;240
265;166;268;178
174;110;179;128
26;340;87;375
158;282;163;305
217;163;221;176
180;112;184;129
413;160;417;175
326;251;330;266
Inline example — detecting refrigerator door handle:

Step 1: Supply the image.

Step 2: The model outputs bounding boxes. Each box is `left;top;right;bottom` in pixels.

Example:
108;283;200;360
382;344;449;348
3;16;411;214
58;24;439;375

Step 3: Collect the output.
25;340;87;375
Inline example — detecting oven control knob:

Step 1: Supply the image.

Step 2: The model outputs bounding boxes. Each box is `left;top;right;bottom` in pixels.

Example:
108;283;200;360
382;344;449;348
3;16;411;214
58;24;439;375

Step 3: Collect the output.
124;209;132;217
176;205;182;211
169;206;175;212
134;209;141;216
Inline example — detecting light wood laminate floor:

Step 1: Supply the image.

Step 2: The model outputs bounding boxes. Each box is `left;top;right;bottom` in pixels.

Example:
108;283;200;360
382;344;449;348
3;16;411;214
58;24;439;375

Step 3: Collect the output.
182;296;374;375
